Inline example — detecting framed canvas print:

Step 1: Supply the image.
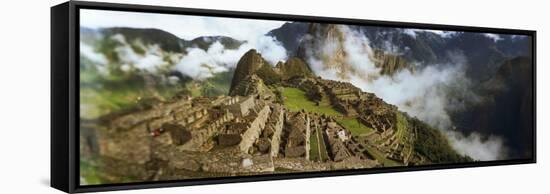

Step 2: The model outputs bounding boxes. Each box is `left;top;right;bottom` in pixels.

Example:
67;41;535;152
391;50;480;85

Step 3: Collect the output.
51;1;536;193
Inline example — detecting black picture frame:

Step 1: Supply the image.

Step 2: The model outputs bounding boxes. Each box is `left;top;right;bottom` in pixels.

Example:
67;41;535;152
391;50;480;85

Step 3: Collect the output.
51;1;537;193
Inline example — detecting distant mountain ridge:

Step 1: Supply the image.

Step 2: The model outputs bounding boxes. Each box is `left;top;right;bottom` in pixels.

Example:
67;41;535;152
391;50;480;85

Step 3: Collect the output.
268;22;531;81
81;27;245;53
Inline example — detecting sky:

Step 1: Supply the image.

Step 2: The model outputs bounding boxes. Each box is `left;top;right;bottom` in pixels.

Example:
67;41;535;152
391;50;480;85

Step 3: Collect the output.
80;9;286;40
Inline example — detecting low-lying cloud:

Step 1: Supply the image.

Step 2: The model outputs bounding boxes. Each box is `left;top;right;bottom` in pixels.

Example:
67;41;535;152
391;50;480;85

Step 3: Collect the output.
81;28;287;80
175;34;287;79
80;9;288;80
446;131;507;160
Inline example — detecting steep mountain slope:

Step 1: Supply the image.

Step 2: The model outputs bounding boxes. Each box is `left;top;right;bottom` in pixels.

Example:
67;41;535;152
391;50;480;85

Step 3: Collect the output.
229;49;273;92
266;22;310;55
275;57;314;80
451;56;533;159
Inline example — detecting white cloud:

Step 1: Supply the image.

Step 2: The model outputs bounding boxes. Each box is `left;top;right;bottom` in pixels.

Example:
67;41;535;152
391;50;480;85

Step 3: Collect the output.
446;131;507;161
402;28;459;38
80;42;107;65
484;33;503;42
403;29;418;38
80;9;285;40
111;34;166;73
81;9;288;80
175;36;287;79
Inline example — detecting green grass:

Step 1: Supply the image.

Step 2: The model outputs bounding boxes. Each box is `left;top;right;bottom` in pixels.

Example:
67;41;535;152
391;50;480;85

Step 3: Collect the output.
335;117;374;136
79;68;186;119
281;87;340;116
80;159;141;185
309;132;320;161
80;160;103;185
281;87;374;136
79;64;231;119
309;129;329;162
395;112;409;141
363;145;402;167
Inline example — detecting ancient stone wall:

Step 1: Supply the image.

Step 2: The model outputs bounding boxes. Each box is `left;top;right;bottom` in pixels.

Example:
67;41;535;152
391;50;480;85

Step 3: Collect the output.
228;95;256;117
283;112;310;158
239;105;271;153
179;110;234;152
305;114;311;161
270;106;285;157
324;122;352;162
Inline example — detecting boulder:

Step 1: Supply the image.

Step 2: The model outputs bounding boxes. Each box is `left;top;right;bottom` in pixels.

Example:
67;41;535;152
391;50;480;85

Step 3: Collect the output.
171;159;201;171
217;134;242;146
256;137;271;153
162;123;192;145
285;146;306;158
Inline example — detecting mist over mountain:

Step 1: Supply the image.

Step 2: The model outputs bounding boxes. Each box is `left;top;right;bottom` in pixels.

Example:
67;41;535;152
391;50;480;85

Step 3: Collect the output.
268;22;531;81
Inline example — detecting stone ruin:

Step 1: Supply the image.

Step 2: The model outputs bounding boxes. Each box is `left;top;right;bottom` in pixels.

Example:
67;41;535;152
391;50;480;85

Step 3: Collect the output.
81;75;420;182
281;111;311;160
252;104;285;156
238;103;271;154
225;95;256;117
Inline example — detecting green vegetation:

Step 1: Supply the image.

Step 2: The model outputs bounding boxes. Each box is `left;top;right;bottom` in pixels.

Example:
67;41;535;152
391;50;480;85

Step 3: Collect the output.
278;58;313;80
411;118;472;163
335;117;374;136
281;87;409;166
130;42;146;55
281;87;374;136
95;36;121;62
79;69;185;119
363;144;402;167
395;112;409;141
280;87;340;115
199;69;233;96
256;63;281;85
309;129;329;162
80;160;103;185
80;50;233;119
80;159;139;185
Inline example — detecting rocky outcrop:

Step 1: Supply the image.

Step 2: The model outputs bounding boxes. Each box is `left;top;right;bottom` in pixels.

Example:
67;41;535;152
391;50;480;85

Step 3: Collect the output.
239;105;272;153
229;74;275;99
275;57;313;80
230;49;271;92
371;49;414;75
267;22;310;55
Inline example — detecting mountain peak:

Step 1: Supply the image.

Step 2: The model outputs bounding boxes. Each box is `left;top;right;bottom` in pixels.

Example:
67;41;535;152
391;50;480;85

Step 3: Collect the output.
275;57;314;80
229;49;270;92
